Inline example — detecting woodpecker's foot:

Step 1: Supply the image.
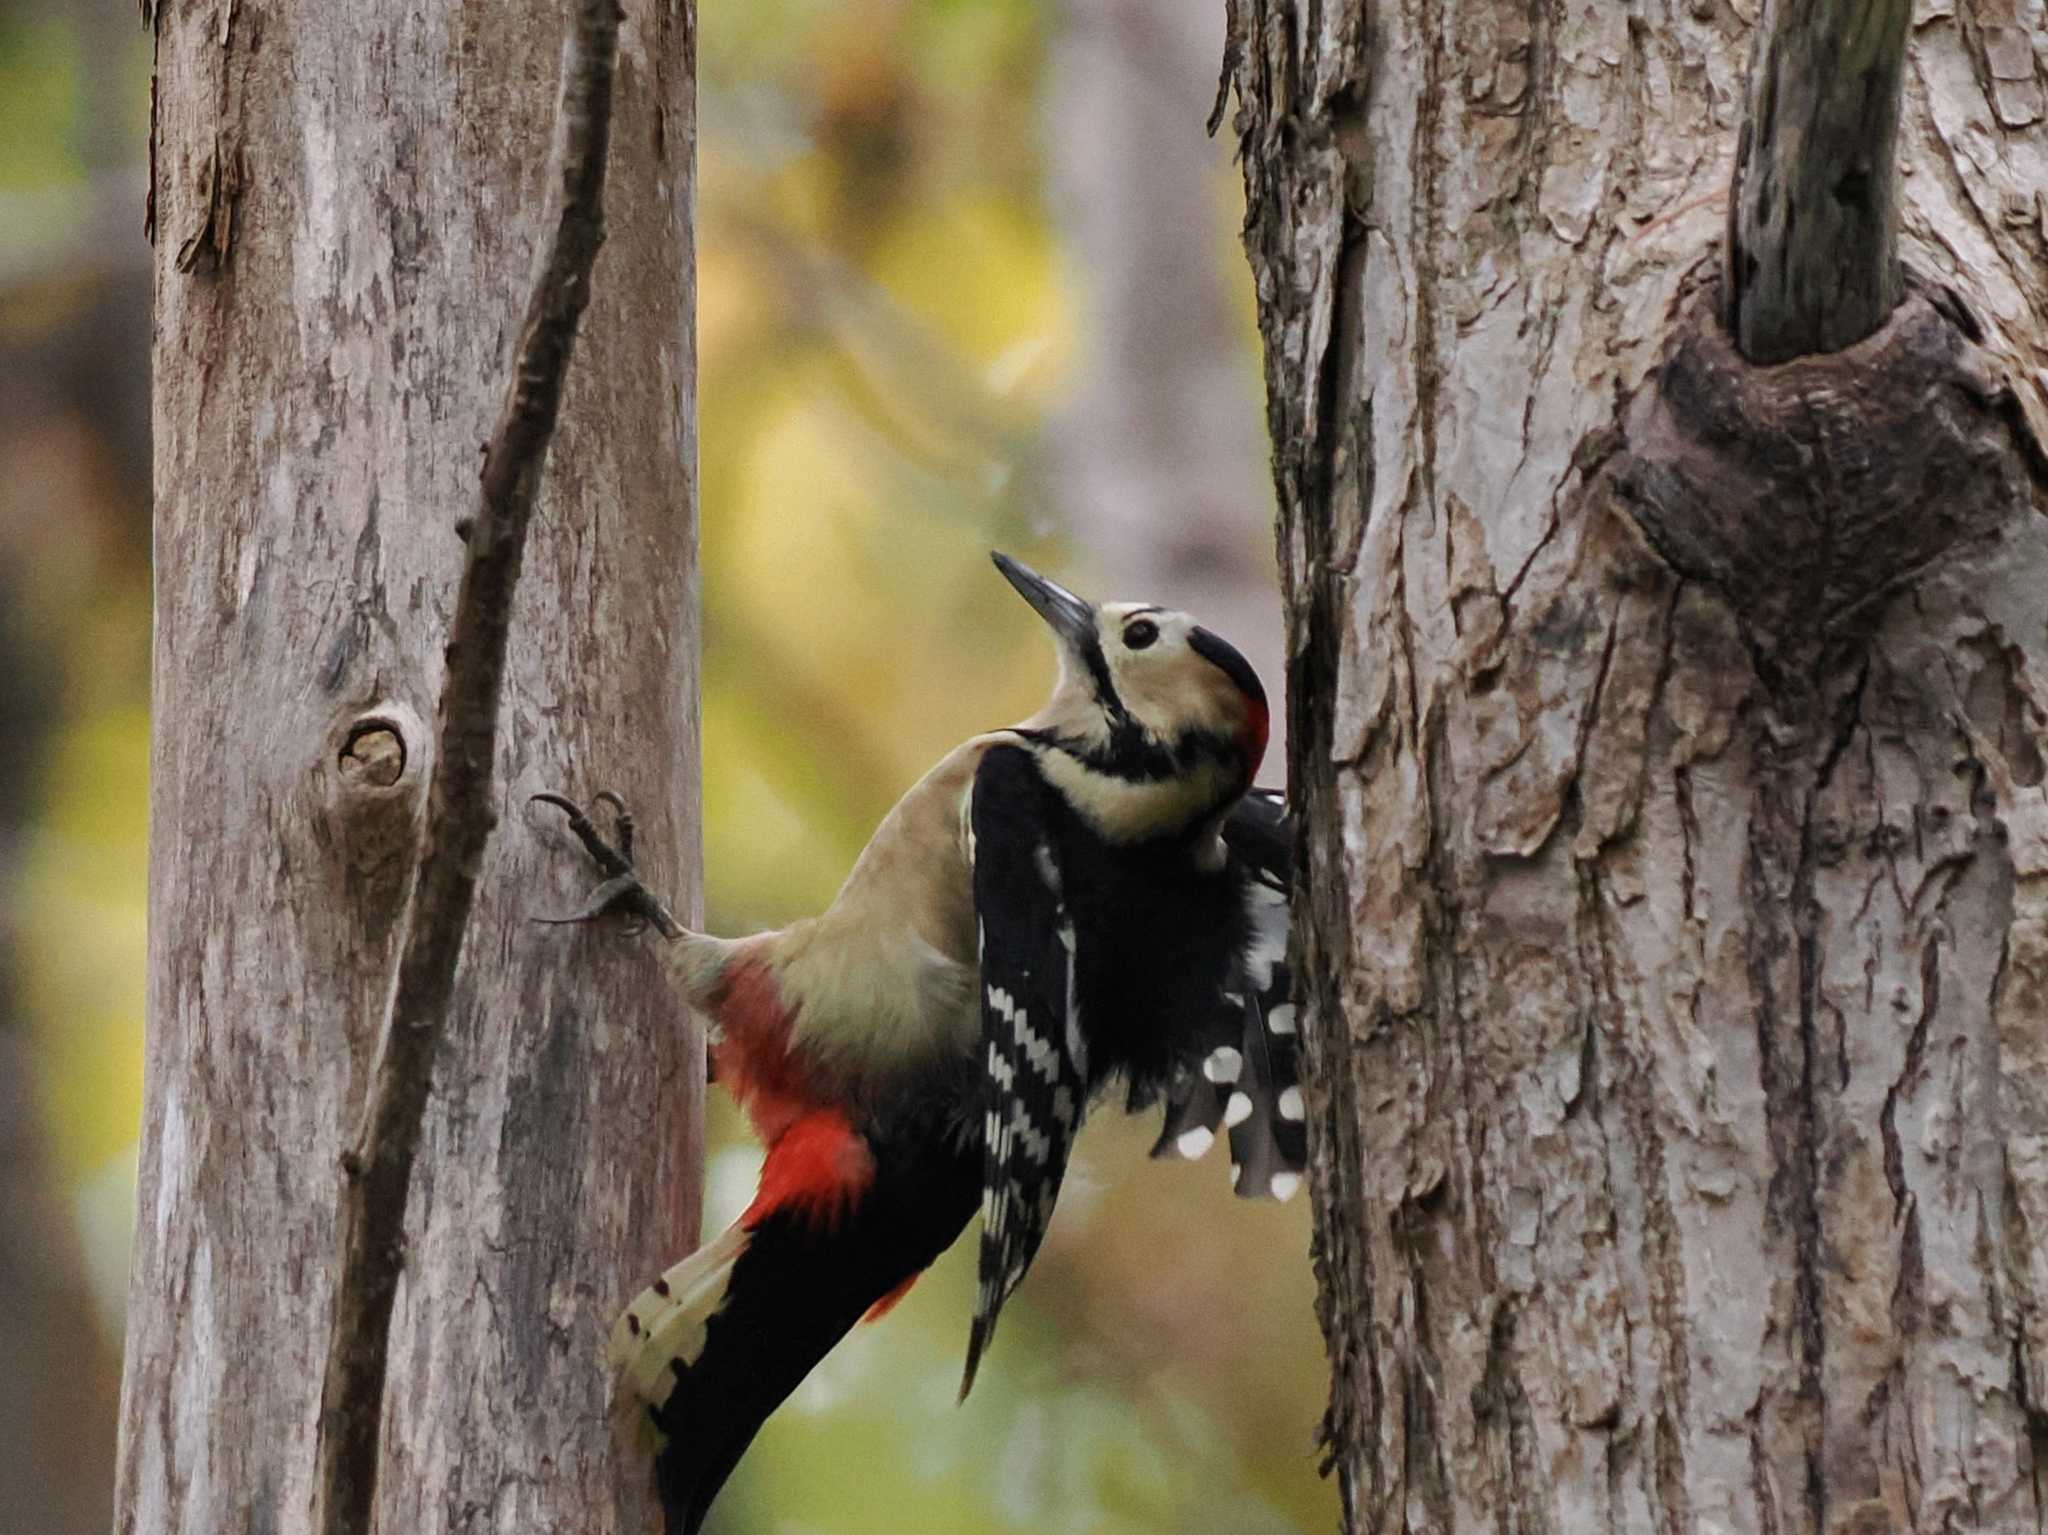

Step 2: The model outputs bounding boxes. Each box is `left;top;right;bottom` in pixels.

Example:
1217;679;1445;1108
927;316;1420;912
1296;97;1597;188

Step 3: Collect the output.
530;791;684;940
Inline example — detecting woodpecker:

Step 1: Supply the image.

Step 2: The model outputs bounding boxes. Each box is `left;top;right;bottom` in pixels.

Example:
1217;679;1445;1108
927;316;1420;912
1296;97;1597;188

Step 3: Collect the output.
536;553;1304;1535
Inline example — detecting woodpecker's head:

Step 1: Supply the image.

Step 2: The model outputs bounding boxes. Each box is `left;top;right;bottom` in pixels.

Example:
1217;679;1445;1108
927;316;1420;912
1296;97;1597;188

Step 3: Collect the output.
994;552;1269;838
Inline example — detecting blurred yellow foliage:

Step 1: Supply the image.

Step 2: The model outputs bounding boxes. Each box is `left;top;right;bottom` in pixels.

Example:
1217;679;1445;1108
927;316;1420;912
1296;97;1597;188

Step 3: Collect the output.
19;704;149;1182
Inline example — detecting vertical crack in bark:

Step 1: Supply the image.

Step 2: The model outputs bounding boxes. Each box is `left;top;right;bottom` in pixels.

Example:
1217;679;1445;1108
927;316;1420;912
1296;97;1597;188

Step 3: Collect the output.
1408;0;1443;542
1880;938;1938;1219
2014;1325;2048;1533
1785;658;1871;1533
1743;654;1869;1535
1471;1298;1557;1535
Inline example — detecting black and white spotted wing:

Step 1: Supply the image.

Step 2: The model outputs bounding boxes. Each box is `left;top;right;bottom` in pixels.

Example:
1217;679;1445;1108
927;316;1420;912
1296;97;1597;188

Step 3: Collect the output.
959;743;1089;1399
1149;788;1307;1199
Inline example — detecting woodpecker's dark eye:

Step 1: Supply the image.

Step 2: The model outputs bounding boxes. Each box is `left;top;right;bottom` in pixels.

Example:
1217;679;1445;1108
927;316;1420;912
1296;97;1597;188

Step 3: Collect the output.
1123;620;1159;651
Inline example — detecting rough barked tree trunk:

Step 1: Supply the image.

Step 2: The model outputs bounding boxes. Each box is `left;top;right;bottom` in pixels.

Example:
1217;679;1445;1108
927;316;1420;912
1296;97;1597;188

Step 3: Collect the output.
1224;1;2048;1528
117;3;700;1532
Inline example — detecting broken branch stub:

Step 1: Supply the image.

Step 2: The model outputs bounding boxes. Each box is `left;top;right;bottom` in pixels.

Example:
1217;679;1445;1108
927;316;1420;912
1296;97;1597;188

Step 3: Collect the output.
1725;0;1912;364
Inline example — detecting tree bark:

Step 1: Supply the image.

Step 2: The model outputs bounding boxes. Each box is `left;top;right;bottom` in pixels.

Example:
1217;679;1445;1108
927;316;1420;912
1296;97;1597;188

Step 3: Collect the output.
117;3;700;1532
1223;1;2048;1529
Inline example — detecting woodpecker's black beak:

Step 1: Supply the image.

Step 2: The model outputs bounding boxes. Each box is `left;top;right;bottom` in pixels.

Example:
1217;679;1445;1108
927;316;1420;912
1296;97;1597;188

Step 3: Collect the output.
992;552;1096;649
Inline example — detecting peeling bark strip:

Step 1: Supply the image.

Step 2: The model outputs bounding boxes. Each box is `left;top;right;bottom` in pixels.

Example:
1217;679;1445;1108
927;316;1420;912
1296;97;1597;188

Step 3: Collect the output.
1725;0;1910;365
118;0;700;1531
312;5;625;1534
1223;1;2048;1530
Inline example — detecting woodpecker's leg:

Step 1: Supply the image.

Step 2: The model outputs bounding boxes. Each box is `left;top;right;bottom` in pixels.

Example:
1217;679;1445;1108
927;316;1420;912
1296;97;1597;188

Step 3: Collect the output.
530;791;685;939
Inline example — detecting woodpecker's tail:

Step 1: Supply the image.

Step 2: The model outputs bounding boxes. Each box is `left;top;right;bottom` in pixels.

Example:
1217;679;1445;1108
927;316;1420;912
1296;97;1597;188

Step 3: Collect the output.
607;1224;751;1454
608;1112;982;1535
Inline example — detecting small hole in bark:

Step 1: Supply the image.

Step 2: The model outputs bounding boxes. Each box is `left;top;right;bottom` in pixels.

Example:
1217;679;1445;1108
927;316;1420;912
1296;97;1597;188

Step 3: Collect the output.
339;719;407;789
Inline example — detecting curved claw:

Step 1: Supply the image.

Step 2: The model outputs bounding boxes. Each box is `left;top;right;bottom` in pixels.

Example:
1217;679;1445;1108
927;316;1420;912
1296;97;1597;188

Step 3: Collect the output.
529;789;683;940
532;873;647;927
530;791;635;880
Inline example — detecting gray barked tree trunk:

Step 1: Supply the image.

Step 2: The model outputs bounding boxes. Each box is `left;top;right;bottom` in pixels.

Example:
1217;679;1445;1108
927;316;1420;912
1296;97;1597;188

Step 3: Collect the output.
1225;1;2048;1530
118;2;700;1531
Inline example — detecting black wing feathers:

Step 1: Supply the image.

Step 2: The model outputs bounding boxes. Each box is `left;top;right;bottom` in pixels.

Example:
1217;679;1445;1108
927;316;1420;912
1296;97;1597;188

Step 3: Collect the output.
962;743;1088;1398
1149;788;1306;1198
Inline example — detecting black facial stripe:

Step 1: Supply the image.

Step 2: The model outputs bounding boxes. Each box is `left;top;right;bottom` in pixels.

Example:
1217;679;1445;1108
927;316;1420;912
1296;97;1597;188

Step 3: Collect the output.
1024;725;1241;785
1076;633;1131;726
1187;626;1266;708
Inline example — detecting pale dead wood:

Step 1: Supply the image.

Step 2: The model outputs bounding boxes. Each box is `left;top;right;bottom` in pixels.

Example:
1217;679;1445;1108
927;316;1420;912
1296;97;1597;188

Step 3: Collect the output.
1725;0;1912;364
312;3;624;1532
121;0;697;1527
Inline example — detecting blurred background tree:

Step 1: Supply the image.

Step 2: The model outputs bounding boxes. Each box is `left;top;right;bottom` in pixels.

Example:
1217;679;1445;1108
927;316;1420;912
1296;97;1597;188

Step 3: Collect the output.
0;0;1330;1529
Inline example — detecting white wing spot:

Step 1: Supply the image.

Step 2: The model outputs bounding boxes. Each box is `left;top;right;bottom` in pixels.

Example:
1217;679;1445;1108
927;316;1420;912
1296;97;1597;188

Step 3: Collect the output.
1230;1162;1243;1189
1278;1086;1305;1121
1267;1003;1298;1036
1223;1092;1254;1129
1203;1047;1243;1084
1175;1126;1215;1160
1270;1171;1303;1202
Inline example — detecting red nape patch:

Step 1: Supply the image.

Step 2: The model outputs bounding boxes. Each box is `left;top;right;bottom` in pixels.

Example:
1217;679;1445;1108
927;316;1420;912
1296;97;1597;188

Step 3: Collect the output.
710;958;811;1147
862;1273;920;1324
741;1112;877;1234
1238;697;1270;783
